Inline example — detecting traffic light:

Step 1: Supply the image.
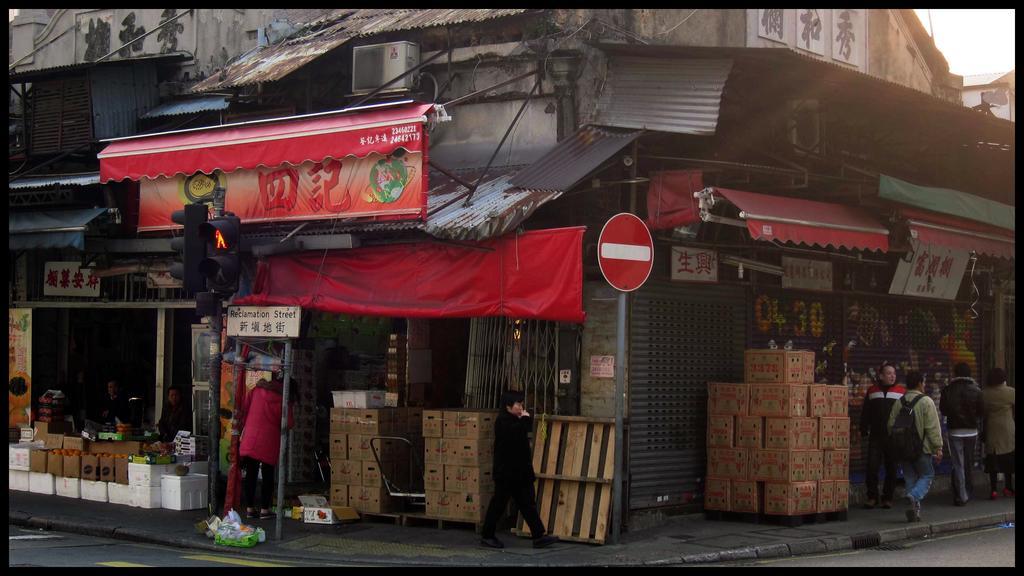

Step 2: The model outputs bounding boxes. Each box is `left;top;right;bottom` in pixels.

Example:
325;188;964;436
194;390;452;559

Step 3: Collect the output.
199;212;242;295
169;204;208;294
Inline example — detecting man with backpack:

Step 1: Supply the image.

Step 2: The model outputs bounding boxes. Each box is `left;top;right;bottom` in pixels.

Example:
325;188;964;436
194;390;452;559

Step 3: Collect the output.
939;363;985;506
860;362;906;509
888;371;943;522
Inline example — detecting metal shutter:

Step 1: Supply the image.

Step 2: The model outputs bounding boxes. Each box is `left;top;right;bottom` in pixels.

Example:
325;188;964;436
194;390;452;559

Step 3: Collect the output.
30;77;92;155
628;281;746;511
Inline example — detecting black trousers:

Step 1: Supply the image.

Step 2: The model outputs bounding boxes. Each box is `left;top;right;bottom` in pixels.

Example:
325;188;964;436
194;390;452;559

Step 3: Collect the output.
243;456;275;511
865;435;898;501
482;480;546;539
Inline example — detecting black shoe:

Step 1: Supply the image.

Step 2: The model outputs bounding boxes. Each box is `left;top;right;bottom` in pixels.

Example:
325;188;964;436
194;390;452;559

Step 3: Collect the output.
480;537;505;549
533;535;559;549
259;510;276;519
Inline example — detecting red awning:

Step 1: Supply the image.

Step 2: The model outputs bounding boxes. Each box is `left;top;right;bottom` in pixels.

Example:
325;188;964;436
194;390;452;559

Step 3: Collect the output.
98;102;435;182
709;187;890;252
233;227;586;323
901;207;1014;259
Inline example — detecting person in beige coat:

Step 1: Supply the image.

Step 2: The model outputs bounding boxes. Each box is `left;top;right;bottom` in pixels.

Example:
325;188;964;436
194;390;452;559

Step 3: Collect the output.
982;368;1015;499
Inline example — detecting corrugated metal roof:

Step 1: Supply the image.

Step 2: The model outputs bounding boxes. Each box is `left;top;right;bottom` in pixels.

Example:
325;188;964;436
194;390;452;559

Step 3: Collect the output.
140;96;229;119
962;71;1012;87
9;172;100;190
594;57;732;135
509;126;642;193
191;9;529;93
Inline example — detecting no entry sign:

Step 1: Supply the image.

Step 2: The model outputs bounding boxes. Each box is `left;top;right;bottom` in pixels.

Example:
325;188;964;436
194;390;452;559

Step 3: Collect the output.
598;212;654;292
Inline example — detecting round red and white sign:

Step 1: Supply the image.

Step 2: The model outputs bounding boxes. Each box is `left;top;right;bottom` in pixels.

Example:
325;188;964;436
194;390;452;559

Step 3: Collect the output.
598;212;654;292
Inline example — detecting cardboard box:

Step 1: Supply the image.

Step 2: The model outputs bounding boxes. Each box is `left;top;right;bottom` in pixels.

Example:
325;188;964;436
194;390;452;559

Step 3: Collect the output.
362;460;409;489
29;449;48;473
424;438;446;464
764;481;818;516
350;486;398;514
55;476;80;498
108;482;134;506
764;417;819;450
808;385;829;418
819;417;851;450
115;456;130;484
29;472;55;495
406;408;424;428
730;480;761;513
330;485;349;507
80;479;109;502
330;434;349;459
424;466;445;492
62;436;88;452
9;445;31;471
62;455;81;479
751;450;822;482
330;408;356;434
348;435;408;463
443;411;497;439
88;441;143;455
735;416;763;449
822;450;850;481
817;480;836;512
80;454;99;481
744;350;814;384
444;465;495;493
749;385;809;417
43;433;65;450
834;480;850;510
9;469;30;491
454;491;491;523
332;459;363;486
704;477;730;511
423;410;444;438
445;438;493;467
708;383;749;416
706;448;748;480
99;455;116;482
426;490;455;519
707;415;734;448
826;386;849;416
46;451;64;477
34;420;68;437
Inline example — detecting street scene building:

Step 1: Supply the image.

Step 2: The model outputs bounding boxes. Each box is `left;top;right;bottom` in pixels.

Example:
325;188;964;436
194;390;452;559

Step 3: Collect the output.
8;8;1015;564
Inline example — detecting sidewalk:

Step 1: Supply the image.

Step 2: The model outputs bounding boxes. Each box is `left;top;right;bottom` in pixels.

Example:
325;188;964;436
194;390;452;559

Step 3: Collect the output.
9;481;1015;566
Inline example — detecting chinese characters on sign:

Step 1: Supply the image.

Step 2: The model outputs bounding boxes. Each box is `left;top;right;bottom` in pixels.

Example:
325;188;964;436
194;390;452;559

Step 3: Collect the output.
798;9;825;55
226;306;302;339
590;355;615;379
670;246;718;283
782;256;833;291
43;262;100;297
752;9;864;69
832;9;861;67
76;9;195;64
888;245;969;300
759;9;786;41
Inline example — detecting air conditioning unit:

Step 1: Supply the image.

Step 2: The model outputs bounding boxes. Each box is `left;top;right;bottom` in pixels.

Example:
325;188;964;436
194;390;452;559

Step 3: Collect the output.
352;41;420;95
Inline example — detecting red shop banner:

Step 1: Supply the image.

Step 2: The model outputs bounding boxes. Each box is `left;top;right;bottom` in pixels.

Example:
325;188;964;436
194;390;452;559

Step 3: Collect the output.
138;151;425;231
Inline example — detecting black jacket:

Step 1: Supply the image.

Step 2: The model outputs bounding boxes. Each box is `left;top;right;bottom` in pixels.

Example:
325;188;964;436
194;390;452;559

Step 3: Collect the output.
860;383;907;437
492;410;536;487
158;405;192;442
939;377;985;431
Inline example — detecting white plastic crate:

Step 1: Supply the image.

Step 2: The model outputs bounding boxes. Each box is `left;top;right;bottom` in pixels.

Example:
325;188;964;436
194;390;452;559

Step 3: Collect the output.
9;444;31;471
108;482;134;506
28;472;55;495
160;473;208;511
130;485;162;508
81;480;109;502
128;462;176;487
9;469;30;491
55;477;81;498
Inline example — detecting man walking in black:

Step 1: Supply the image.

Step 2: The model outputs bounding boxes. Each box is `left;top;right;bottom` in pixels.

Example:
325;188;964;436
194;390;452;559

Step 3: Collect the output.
480;390;558;549
859;362;906;509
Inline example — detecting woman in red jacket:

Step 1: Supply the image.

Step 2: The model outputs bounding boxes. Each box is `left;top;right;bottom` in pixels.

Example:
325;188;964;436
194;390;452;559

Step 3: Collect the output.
239;376;294;520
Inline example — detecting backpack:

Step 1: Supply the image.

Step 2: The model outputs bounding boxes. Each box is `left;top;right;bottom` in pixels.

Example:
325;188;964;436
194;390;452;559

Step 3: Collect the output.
889;394;926;461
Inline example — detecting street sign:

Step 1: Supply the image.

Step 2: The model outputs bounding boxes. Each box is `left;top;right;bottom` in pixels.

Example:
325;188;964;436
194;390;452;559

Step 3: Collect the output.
598;212;654;292
226;306;301;338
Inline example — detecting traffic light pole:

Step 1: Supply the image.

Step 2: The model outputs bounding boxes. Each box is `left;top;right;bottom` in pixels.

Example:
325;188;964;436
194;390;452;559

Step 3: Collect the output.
206;184;226;516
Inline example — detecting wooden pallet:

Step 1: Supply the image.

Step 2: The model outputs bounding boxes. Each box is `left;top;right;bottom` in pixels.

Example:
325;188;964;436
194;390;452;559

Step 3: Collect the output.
704;509;849;527
359;511;482;533
513;416;616;545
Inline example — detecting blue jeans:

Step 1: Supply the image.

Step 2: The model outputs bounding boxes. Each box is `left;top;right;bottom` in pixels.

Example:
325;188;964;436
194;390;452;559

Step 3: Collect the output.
902;453;935;505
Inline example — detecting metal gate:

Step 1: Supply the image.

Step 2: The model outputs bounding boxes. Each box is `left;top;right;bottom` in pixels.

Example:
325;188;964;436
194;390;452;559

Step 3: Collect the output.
628;282;746;511
464;318;559;413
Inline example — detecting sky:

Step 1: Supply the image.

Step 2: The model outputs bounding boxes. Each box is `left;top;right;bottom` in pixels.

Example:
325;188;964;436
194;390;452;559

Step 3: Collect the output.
914;9;1015;77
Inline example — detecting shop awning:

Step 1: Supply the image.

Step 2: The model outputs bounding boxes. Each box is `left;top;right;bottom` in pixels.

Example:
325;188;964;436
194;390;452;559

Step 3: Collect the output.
698;187;889;252
9;207;108;251
901;207;1014;259
509;126;642;193
98;101;435;182
879;174;1014;232
233;227;586;323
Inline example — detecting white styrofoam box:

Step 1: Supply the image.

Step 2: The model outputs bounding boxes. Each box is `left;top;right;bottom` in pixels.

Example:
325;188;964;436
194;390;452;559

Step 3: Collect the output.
130;485;162;509
9;444;31;471
160;473;208;511
55;477;81;498
332;390;385;408
9;469;30;491
29;472;55;495
81;480;109;502
128;462;177;487
108;482;134;506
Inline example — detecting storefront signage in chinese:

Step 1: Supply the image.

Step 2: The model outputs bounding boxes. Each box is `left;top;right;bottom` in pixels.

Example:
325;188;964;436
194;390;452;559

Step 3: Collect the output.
753;9;864;69
590;355;615;379
138;151;424;231
782;256;832;291
227;306;302;338
76;9;196;63
888;245;968;300
670;246;718;283
43;262;100;297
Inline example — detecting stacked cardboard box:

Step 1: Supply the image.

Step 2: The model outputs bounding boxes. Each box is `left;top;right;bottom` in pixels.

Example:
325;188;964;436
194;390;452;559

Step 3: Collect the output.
706;349;849;518
329;407;421;515
387;334;408;404
423;409;497;524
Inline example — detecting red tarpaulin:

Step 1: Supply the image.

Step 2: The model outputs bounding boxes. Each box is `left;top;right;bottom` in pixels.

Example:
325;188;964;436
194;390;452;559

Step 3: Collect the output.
234;227;586;323
98;102;434;182
901;207;1014;259
645;170;703;230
